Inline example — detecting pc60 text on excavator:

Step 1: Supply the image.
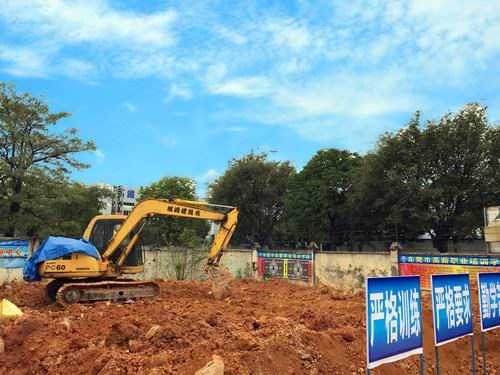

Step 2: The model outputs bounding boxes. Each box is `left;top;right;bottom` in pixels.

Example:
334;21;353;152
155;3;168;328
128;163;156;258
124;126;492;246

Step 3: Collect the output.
38;199;238;306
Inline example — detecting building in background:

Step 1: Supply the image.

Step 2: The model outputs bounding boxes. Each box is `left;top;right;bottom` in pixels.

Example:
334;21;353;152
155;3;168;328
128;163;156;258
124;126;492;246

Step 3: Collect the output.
485;206;500;253
94;183;140;215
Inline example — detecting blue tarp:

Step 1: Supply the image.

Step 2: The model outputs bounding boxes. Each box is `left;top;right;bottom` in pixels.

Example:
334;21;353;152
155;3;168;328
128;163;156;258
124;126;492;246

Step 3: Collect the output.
23;236;100;282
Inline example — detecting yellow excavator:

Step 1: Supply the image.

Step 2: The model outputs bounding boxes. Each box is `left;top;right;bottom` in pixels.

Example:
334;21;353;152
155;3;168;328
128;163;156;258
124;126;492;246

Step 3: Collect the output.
40;198;238;306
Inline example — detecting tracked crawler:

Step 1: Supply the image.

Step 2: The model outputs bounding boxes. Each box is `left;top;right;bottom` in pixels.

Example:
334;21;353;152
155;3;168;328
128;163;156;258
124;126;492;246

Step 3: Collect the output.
53;280;160;307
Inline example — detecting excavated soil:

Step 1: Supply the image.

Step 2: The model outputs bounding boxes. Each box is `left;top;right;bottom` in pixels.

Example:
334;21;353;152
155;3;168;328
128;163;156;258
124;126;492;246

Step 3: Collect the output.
0;279;499;374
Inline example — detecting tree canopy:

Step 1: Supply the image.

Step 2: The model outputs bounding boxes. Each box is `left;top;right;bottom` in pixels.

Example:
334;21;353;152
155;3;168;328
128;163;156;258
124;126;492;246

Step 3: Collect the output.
0;83;96;237
34;182;111;239
286;148;362;248
350;103;500;252
209;152;296;247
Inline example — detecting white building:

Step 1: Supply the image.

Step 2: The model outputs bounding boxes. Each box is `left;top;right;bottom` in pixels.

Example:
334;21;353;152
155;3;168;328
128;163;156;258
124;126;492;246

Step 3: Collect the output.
94;183;140;215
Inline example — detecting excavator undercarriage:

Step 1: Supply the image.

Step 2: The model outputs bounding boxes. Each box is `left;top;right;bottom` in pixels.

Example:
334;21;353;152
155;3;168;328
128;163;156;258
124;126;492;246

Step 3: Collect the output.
46;278;160;307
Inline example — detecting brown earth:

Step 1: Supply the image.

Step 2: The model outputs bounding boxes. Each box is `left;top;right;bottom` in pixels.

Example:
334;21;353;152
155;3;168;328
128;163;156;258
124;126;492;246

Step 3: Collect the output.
0;279;499;375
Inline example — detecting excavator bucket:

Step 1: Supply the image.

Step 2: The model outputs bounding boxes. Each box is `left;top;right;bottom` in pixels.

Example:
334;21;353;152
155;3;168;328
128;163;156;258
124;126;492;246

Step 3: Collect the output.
207;265;233;300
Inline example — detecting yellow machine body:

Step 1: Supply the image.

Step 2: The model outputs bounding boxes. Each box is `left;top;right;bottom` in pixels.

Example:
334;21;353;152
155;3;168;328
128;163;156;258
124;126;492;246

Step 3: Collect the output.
40;253;107;278
37;199;238;305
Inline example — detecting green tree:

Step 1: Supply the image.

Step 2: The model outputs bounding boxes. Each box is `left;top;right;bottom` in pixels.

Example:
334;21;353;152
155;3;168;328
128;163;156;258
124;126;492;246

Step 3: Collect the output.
286;148;362;249
39;183;111;238
0;174;110;239
0;83;95;236
138;176;209;247
350;103;500;252
209;152;296;246
347;153;394;246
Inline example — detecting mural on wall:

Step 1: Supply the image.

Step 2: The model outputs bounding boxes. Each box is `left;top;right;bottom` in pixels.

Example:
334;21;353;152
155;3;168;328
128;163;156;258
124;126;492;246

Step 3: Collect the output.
257;251;313;284
399;254;500;290
0;239;30;268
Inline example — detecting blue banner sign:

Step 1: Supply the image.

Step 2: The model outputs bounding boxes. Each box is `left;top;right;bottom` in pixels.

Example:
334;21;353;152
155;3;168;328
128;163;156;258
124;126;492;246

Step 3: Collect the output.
431;274;473;346
400;254;500;267
257;251;312;260
366;276;423;369
478;272;500;332
0;239;30;268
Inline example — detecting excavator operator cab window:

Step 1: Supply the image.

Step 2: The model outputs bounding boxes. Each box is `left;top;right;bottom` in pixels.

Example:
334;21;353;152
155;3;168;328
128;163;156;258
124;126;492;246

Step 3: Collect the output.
89;218;143;267
90;219;125;254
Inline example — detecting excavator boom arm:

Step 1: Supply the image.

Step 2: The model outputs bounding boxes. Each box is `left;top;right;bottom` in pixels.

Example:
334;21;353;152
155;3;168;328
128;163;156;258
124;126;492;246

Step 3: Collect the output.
101;199;238;266
207;208;238;265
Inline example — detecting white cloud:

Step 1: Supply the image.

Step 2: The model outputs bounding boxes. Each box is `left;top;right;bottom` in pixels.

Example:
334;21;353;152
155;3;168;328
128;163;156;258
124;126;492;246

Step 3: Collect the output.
164;83;193;102
0;0;498;144
160;136;177;148
1;0;177;47
122;102;137;112
115;51;176;79
94;149;105;163
208;76;272;98
194;168;221;198
277;57;310;74
0;44;50;77
216;26;247;45
271;69;419;119
205;63;228;81
196;168;220;185
0;0;178;80
0;45;97;80
265;19;312;51
227;126;247;132
59;58;96;81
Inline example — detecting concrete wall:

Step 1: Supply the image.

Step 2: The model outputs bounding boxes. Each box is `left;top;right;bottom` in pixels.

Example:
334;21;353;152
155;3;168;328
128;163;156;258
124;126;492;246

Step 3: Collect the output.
0;246;398;290
0;268;23;283
220;249;255;278
314;251;394;289
137;248;395;289
137;248;255;281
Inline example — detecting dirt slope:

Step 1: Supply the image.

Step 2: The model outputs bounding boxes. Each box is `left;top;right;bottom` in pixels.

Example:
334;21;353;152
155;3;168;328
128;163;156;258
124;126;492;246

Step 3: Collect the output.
0;279;498;374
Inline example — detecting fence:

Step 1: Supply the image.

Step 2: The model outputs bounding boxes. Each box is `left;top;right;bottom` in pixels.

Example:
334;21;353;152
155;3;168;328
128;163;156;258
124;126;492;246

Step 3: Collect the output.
1;241;500;290
136;248;398;289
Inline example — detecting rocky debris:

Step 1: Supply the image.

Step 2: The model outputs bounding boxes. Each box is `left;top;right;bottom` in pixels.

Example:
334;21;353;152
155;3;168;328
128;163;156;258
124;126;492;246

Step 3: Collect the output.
145;324;162;339
59;317;71;332
231;333;259;351
206;314;218;327
105;321;140;347
0;279;496;375
336;326;356;342
128;339;145;353
0;299;23;319
194;354;224;375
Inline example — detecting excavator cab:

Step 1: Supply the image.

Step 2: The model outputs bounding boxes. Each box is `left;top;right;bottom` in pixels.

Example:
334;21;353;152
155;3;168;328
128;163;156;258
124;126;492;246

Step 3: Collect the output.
87;216;143;268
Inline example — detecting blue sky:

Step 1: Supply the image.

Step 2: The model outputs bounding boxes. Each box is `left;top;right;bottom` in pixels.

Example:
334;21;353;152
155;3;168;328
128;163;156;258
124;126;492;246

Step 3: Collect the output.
0;0;499;197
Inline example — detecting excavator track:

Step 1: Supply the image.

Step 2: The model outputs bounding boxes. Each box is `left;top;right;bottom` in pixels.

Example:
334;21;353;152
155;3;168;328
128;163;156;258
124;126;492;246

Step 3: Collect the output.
55;280;160;307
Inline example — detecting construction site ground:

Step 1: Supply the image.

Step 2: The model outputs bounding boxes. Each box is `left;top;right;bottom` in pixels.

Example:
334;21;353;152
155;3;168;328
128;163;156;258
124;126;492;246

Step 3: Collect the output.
0;279;499;375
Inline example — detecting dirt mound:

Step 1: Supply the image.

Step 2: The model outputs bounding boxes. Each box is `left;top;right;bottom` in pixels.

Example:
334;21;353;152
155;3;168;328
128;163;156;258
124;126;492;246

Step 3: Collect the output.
0;279;498;374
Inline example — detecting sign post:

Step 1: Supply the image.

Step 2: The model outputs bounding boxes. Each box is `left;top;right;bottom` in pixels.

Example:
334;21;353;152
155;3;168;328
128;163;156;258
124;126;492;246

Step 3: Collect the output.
431;273;475;375
477;272;500;375
365;276;423;373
